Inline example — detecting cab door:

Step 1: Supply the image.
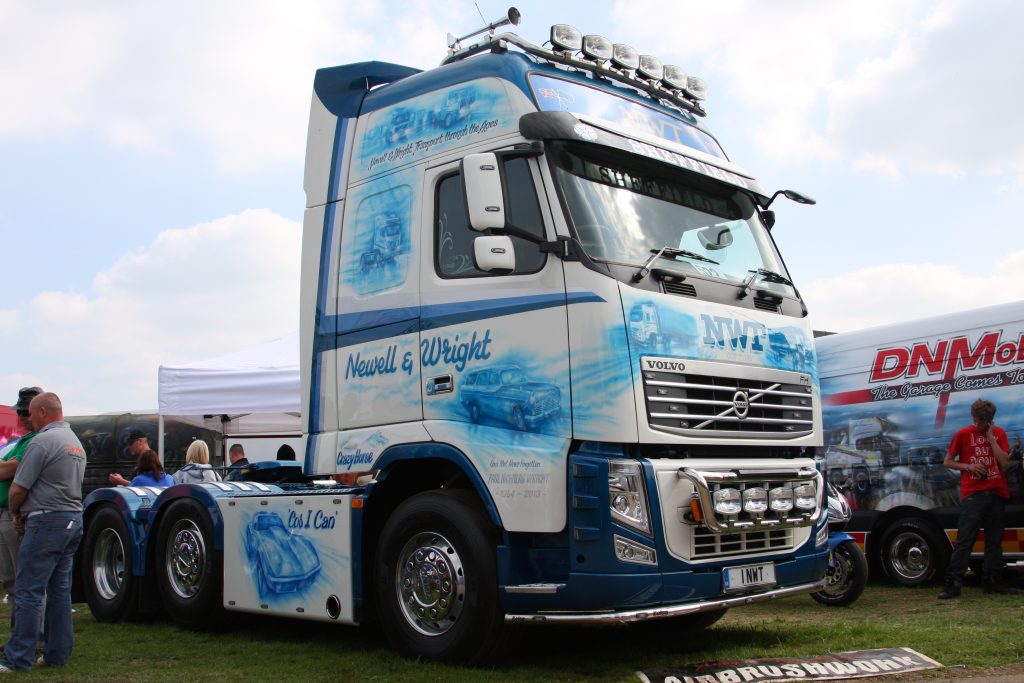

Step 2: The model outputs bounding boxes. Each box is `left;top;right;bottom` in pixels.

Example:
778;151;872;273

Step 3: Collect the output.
418;154;570;440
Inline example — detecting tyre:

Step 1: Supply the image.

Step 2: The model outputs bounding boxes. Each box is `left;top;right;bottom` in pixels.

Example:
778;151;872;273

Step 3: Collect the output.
630;608;728;632
511;406;526;431
467;402;481;423
853;467;871;495
155;498;223;628
375;490;504;663
879;518;950;586
81;505;139;622
811;540;868;606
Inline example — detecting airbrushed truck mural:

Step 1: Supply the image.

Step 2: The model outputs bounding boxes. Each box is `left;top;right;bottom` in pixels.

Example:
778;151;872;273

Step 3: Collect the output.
817;301;1024;585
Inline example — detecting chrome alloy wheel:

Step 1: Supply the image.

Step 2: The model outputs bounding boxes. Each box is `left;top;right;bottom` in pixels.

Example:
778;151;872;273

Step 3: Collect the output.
92;528;126;600
165;518;207;599
396;531;466;636
888;530;930;582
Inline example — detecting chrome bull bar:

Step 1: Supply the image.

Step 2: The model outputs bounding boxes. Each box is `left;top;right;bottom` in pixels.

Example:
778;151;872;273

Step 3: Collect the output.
677;467;824;534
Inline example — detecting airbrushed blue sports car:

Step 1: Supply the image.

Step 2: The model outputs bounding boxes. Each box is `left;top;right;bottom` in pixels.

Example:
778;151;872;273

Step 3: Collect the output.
245;512;322;595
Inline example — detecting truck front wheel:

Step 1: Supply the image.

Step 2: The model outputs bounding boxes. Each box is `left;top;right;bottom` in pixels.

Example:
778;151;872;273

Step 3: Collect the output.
879;518;949;586
155;498;223;628
81;505;139;622
375;490;504;663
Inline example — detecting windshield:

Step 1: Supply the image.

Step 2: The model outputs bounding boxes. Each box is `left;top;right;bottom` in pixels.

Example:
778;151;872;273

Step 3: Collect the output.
550;141;793;294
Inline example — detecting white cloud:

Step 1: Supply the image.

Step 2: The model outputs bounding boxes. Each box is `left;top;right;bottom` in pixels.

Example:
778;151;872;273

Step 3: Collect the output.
803;250;1024;333
0;0;468;171
1;209;300;414
611;0;1024;182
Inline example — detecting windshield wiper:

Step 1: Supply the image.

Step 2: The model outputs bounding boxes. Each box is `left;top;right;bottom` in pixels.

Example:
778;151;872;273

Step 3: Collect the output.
633;246;719;283
737;268;794;300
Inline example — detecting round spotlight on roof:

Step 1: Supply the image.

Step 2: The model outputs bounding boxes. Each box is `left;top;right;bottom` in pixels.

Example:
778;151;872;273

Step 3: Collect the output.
582;34;613;62
551;24;582;52
637;54;664;81
662;65;687;91
611;43;639;71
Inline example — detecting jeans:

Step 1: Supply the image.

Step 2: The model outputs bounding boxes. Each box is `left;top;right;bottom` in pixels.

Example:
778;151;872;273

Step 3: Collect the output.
1;511;82;671
945;490;1006;585
0;508;21;621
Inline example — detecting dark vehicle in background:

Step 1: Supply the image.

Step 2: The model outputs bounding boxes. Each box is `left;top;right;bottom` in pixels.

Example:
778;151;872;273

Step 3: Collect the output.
67;413;223;496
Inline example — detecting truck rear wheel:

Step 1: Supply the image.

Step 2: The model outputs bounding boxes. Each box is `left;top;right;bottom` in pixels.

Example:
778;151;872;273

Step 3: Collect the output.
879;518;949;586
81;505;139;622
155;498;223;628
375;490;504;663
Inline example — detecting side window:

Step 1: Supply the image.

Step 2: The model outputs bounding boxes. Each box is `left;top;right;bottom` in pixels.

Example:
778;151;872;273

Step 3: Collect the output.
435;157;546;278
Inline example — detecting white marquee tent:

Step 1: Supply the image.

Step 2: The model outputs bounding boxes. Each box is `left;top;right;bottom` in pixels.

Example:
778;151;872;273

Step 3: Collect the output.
157;332;302;435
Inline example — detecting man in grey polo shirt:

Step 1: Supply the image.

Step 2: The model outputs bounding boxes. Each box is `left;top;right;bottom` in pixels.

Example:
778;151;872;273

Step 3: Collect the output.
0;392;85;673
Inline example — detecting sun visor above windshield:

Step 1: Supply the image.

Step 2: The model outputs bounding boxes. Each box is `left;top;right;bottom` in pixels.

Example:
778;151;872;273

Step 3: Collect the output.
519;111;768;200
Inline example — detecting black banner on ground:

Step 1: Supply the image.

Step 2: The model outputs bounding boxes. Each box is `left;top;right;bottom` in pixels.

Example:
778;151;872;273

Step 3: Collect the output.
636;647;941;683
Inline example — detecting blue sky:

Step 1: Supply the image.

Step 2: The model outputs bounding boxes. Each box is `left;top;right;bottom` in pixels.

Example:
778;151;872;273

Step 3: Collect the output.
2;0;1022;413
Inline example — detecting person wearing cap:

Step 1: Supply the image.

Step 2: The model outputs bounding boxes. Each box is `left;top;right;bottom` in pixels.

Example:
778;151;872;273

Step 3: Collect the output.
0;392;85;672
0;388;42;624
107;429;151;486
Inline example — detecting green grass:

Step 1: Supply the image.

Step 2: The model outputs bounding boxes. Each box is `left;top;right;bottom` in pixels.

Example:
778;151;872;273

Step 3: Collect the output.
6;573;1024;681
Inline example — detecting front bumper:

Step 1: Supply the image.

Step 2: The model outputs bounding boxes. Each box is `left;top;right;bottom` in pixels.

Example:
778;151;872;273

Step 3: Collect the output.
505;579;824;624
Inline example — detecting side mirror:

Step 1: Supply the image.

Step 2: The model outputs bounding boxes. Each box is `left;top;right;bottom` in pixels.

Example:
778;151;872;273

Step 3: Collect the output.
473;235;515;274
461;153;506;231
697;226;733;250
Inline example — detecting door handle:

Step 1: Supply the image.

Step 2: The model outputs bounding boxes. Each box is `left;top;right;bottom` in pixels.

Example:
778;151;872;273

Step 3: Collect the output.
426;374;453;396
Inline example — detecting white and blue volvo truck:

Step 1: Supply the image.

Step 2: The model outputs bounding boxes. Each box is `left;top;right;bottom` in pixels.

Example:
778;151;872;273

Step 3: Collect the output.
79;11;828;663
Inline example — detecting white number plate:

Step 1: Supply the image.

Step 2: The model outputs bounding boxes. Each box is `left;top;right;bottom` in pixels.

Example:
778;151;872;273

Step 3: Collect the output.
723;562;776;592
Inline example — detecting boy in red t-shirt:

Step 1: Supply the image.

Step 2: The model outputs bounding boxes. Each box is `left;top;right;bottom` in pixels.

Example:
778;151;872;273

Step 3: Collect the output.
938;399;1019;598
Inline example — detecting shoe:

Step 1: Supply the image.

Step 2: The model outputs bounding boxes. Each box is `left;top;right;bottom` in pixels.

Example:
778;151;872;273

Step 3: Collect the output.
0;663;12;673
938;583;961;599
35;655;47;667
983;582;1022;595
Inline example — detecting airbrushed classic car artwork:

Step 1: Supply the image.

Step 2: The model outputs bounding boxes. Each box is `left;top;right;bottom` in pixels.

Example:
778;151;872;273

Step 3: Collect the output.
460;364;561;431
245;512;323;597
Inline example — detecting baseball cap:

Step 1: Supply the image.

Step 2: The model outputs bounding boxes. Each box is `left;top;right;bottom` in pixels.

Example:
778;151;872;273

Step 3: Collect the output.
126;428;148;443
13;386;43;415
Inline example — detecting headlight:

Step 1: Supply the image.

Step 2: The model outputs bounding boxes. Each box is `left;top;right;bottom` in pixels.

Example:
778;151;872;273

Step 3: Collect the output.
769;486;794;513
713;487;741;515
794;483;817;510
608;460;651;535
742;487;768;515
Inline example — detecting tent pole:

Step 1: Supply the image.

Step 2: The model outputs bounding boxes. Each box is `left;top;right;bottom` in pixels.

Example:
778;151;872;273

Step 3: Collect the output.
158;414;165;462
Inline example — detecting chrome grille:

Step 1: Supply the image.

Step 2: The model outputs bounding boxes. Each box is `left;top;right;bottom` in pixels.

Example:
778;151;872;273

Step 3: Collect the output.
693;526;794;559
641;357;814;439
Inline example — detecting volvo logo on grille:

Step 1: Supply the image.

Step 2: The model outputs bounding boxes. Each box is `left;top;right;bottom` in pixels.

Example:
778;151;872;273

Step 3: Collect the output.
733;391;749;418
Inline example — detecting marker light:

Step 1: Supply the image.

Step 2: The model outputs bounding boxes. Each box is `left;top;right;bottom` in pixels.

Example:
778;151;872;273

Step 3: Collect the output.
550;24;582;52
637;54;664;81
742;487;768;515
686;76;708;101
769;486;794;513
582;34;613;62
662;65;687;90
611;43;640;71
793;483;817;510
713;487;741;515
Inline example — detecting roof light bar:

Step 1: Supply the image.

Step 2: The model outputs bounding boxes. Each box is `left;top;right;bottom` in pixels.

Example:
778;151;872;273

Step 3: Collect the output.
551;24;582;52
611;43;640;71
582;34;613;62
637;54;663;81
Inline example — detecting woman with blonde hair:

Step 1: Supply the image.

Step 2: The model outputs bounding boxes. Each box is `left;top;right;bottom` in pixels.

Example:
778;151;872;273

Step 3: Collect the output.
173;440;222;484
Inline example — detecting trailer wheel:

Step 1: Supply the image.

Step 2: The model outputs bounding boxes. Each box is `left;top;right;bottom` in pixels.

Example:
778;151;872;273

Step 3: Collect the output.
375;490;504;663
81;505;139;622
156;498;222;628
879;518;949;586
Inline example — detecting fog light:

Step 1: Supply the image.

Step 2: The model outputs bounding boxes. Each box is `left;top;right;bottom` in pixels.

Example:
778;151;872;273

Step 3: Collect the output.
638;54;663;81
769;486;794;513
794;483;817;510
662;64;687;90
713;487;741;515
611;43;639;71
614;535;657;566
550;24;582;52
686;76;708;101
742;487;767;515
582;34;612;62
